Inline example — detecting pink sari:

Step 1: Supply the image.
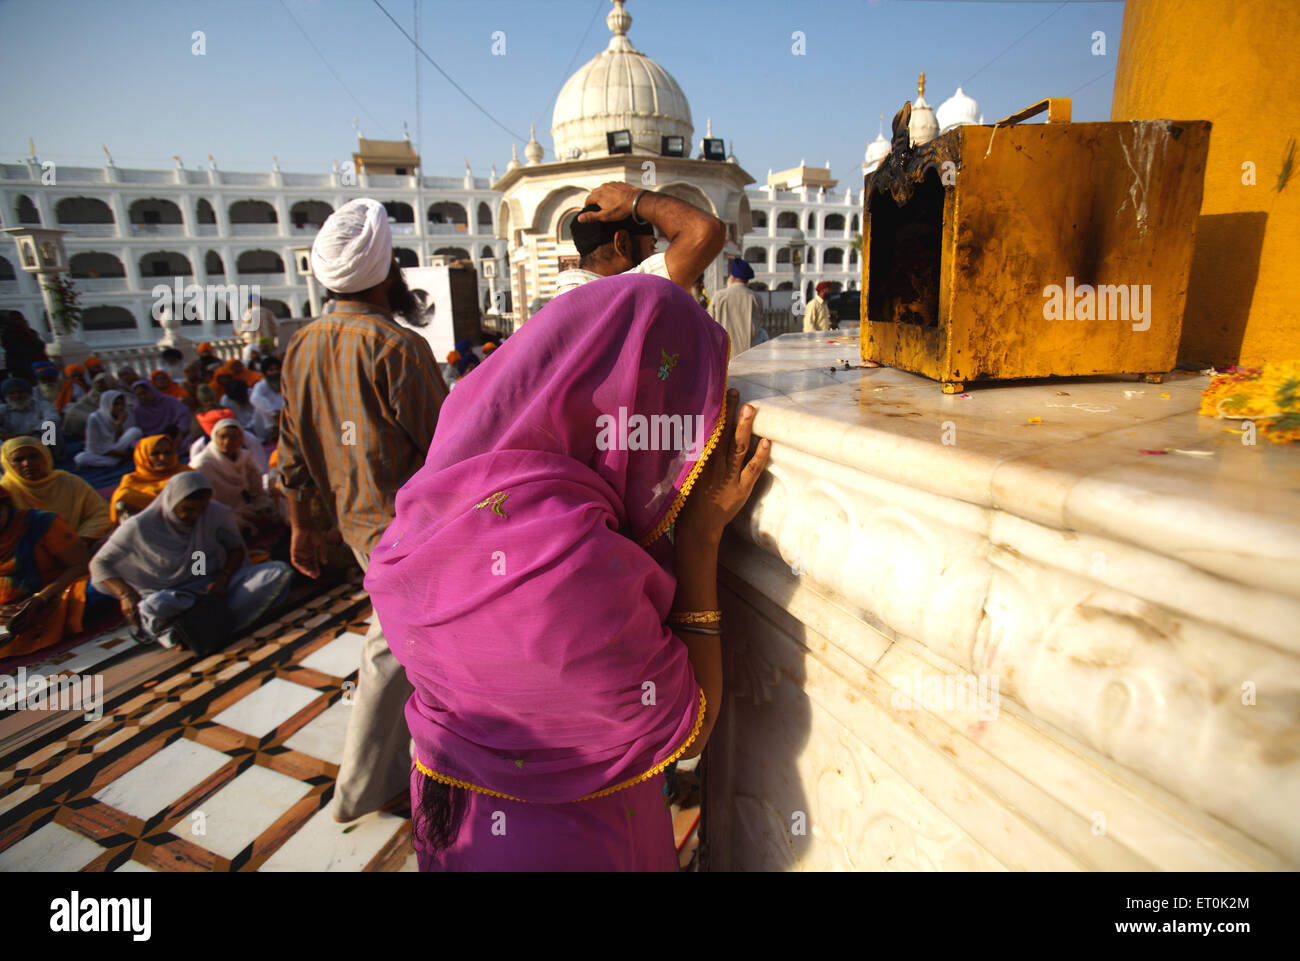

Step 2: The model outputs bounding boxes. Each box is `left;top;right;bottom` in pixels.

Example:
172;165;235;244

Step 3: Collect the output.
365;273;729;869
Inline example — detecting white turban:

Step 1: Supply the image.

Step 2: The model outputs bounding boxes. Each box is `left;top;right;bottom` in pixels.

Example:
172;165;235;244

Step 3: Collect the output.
311;198;393;294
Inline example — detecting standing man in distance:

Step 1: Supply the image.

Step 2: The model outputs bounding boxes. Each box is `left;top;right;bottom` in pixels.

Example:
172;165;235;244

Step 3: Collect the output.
554;182;725;296
804;281;833;333
708;258;763;355
278;197;448;822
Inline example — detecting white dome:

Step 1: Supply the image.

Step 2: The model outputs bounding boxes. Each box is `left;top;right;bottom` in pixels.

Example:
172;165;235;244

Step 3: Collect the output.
936;87;980;134
908;73;939;147
863;132;891;173
551;1;693;161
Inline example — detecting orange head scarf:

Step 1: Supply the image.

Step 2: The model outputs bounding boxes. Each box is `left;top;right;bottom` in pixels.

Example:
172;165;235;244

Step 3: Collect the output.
150;368;189;399
197;407;237;437
109;434;192;523
55;364;88;411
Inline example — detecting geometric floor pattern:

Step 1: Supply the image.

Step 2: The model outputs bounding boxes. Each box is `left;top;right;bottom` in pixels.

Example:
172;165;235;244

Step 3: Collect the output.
0;581;415;872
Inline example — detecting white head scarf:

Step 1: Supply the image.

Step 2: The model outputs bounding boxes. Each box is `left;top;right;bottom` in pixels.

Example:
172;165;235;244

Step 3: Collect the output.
99;389;125;420
311;198;393;294
89;471;244;594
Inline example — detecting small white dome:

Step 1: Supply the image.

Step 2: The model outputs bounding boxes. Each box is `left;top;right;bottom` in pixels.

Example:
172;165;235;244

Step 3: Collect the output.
863;132;891;173
936;87;980;134
908;73;939;147
524;125;543;164
551;1;693;160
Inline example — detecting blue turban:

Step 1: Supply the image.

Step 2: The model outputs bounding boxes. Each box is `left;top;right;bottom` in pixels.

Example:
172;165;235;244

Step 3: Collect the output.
2;377;32;397
729;258;755;281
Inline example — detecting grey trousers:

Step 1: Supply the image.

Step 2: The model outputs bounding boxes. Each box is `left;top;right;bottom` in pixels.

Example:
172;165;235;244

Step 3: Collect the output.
332;547;415;821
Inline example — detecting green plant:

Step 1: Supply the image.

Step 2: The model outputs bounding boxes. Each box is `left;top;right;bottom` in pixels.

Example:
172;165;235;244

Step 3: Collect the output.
850;232;863;255
41;273;83;336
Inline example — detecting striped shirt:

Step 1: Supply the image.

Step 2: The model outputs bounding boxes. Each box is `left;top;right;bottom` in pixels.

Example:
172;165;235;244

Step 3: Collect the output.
278;300;447;557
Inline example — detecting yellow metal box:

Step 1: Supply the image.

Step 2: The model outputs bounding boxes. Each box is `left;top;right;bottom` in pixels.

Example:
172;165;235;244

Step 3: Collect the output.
860;106;1212;392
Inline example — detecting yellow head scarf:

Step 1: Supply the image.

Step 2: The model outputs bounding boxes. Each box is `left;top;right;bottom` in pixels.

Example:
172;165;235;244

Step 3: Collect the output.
109;433;193;524
0;437;112;540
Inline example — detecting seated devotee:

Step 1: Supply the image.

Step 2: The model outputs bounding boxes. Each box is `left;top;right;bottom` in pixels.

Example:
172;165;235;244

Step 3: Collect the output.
218;378;259;434
109;433;192;524
160;347;186;382
1;312;49;380
554;182;725;296
178;362;205;410
192;418;279;536
83;355;106;380
55;364;88;412
364;275;769;871
191;406;269;473
1;437;111;546
130;379;191;446
242;335;277;370
0;378;62;457
115;366;142;397
74;390;143;469
61;373;114;439
151;369;188;401
33;362;61;405
199;353;223;383
249;355;283;442
0;486;110;659
89;473;293;650
215;358;262;390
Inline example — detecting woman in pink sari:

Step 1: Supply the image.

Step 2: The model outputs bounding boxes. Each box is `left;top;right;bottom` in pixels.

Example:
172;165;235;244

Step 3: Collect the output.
366;273;769;871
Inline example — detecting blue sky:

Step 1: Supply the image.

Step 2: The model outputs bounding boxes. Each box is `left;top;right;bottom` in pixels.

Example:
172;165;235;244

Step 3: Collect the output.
1;0;1126;183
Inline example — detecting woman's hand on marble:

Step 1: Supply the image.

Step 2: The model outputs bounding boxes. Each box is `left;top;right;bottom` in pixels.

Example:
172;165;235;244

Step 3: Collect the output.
676;389;771;545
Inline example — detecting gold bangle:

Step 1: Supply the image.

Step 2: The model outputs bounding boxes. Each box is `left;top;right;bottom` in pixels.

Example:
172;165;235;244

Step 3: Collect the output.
668;609;722;625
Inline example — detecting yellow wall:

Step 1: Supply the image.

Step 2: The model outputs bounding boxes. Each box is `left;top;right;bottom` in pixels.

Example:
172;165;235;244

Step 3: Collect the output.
1112;0;1300;365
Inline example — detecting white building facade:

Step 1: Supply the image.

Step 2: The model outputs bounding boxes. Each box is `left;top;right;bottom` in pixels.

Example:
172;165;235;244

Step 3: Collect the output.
0;154;502;348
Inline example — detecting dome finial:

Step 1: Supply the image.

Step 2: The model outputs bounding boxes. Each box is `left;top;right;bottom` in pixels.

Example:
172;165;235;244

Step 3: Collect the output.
918;72;926;98
525;124;543;164
608;1;631;38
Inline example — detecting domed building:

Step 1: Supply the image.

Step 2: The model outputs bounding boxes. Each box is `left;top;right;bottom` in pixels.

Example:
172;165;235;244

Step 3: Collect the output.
936;87;981;134
492;0;755;320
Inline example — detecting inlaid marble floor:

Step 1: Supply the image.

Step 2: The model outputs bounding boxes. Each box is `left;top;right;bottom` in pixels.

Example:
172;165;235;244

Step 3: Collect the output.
0;581;416;872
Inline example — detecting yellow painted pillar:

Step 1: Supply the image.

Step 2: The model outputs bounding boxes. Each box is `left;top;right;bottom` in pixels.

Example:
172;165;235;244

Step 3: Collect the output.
1112;0;1300;365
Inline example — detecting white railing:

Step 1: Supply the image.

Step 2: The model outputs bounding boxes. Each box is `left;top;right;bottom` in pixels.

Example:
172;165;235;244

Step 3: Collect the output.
390;223;417;235
74;277;128;291
60;223;118;237
773;227;802;238
289;224;322;236
196;224;218;236
230;223;281;237
428;222;468;234
129;223;186;237
0;280;20;295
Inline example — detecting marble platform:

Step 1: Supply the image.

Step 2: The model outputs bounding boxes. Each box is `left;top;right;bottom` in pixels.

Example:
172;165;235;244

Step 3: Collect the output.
703;331;1300;871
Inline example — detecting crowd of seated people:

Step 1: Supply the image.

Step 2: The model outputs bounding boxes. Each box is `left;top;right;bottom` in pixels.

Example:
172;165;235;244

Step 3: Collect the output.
0;339;296;659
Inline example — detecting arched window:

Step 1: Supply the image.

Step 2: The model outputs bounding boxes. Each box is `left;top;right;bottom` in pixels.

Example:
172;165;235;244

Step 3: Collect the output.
775;248;791;264
129;198;183;225
434;247;471;261
749;281;769;291
428;202;468;225
235;250;284;274
851;214;860;231
205;250;225;275
823;248;844;266
775;281;793;291
477;202;493;226
55;197;114;225
849;249;858;266
261;298;291;318
0;256;16;280
138;251;193;277
15;195;40;225
70;252;125;278
751;210;768;228
384;201;415;223
394;247;419;267
229;200;277;224
559;209;581;243
196;198;216;224
806;212;816;230
82;305;137;331
776;211;798;229
824;213;845;232
743;246;767;265
290;200;332;227
481;245;495;259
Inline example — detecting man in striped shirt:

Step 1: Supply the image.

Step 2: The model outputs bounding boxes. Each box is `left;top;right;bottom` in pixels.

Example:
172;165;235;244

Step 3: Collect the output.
279;198;448;821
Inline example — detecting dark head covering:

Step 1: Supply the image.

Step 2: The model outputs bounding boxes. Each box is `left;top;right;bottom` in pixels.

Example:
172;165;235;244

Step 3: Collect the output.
729;258;755;281
569;203;655;258
2;377;31;397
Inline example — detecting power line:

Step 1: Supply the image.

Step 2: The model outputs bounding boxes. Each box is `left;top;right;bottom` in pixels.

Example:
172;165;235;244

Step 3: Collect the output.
277;0;387;136
961;1;1068;88
372;0;530;151
536;0;607;134
1067;66;1116;97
